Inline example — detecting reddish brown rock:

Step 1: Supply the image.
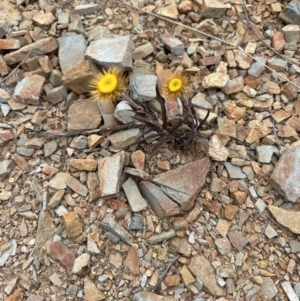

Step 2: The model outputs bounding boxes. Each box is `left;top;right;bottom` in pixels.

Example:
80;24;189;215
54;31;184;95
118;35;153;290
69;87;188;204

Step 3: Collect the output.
131;150;145;170
107;198;129;211
124;246;140;275
272;31;285;52
164;275;181;287
47;241;75;269
0;39;20;49
151;157;211;211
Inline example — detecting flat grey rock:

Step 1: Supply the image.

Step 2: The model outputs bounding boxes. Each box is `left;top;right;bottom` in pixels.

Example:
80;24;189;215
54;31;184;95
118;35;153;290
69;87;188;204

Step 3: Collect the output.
281;281;299;301
85;35;132;70
139;180;181;217
280;0;300;24
0;159;14;181
223;162;246;179
256;145;274;163
132;74;157;101
261;277;278;299
248;56;266;78
147;229;176;244
58;34;86;74
108;128;142;149
100;216;133;245
122;177;148;212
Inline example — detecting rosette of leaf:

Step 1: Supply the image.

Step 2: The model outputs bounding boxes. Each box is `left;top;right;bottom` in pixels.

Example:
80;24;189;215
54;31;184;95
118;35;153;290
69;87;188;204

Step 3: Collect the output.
91;67;127;128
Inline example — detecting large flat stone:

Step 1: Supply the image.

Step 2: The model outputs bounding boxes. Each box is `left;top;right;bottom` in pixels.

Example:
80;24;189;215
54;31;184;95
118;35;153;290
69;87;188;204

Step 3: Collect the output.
270;142;300;202
67;99;101;131
151;157;211;211
133;292;177;301
280;0;300;24
85;35;132;70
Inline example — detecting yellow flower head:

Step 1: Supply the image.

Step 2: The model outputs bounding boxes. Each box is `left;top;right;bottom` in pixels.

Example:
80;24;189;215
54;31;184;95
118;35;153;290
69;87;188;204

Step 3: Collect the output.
91;67;127;103
162;72;189;100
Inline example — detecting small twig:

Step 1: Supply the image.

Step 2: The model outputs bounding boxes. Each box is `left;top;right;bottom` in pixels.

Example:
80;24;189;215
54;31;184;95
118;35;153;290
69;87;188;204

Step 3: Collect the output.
114;0;300;92
153;254;179;293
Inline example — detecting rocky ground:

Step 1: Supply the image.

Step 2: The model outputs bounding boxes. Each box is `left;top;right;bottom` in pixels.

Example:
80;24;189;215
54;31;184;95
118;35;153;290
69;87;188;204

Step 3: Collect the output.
1;0;300;300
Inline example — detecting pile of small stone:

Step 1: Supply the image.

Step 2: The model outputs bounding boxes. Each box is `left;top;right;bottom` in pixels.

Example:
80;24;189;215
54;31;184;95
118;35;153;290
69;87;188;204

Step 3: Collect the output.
1;0;300;301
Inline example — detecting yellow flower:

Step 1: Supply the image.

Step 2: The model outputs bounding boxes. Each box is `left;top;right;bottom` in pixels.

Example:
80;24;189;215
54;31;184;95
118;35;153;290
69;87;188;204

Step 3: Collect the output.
91;67;127;103
162;72;189;100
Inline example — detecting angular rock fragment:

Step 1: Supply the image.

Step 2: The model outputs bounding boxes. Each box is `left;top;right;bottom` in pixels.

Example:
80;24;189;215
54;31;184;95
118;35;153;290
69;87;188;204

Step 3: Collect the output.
98;151;126;198
72;253;90;275
188;255;224;296
100;216;133;245
268;205;300;234
280;0;300;24
32;11;55;29
85;35;132;70
201;0;227;18
34;211;55;261
222;76;244;95
208;135;229;161
148;229;176;244
160;32;184;56
58;34;86;74
151;157;211;211
139;181;181;217
261;277;278;299
132;74;157;101
63;212;83;238
84;276;105;300
124;247;140;275
169;237;192;257
87;172;101;202
49;172;70;190
66;176;88;197
69;159;97;171
61;60;99;94
227;230;248;250
13;75;45;105
122;177;148;212
0;159;14;180
270;142;300;202
67;99;102;131
47;241;75;269
4;37;57;65
108;128;142;149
